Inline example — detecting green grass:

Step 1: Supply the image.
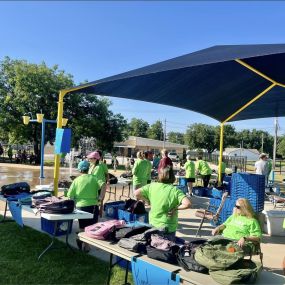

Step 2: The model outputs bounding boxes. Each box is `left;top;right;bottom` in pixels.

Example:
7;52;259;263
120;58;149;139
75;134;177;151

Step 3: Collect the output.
0;218;133;285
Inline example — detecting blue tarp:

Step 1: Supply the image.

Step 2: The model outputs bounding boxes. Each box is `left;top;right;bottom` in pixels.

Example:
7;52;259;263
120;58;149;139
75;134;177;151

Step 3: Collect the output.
67;44;285;122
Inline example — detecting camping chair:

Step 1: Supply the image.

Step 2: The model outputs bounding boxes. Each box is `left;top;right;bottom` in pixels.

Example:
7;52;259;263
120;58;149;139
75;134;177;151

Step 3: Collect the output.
195;192;228;237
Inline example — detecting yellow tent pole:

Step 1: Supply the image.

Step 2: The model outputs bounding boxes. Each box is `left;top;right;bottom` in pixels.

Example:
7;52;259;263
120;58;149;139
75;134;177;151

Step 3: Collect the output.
222;83;276;124
53;83;96;196
53;90;67;197
218;123;224;185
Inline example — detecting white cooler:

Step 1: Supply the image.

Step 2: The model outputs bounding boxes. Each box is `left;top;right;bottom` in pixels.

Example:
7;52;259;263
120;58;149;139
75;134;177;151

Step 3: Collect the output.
262;210;285;236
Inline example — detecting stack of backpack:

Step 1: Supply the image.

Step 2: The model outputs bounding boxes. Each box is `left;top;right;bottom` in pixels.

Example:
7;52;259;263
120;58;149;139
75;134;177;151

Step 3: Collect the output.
32;196;75;214
124;198;146;215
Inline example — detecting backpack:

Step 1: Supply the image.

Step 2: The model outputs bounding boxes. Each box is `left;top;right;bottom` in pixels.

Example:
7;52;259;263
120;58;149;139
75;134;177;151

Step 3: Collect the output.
209;259;262;285
1;182;30;196
125;198;146;215
177;239;208;273
115;225;150;240
118;237;148;253
34;196;75;214
109;173;118;184
195;237;244;271
85;219;126;240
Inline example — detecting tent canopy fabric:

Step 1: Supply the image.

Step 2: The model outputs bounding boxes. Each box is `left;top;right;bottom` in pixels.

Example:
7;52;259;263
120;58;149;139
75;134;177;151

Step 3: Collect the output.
67;44;285;122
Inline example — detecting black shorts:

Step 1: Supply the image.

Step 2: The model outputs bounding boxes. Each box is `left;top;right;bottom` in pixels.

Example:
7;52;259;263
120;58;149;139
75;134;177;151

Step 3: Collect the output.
186;178;195;183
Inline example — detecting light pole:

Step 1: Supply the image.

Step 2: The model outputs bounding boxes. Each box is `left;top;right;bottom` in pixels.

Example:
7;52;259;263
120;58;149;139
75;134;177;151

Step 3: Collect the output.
22;113;68;179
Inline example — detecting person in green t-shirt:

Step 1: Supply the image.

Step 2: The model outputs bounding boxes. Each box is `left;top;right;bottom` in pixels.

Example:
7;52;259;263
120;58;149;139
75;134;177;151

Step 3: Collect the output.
134;167;191;234
212;198;262;248
132;151;149;191
218;158;226;183
144;151;152;184
182;155;195;196
67;160;104;252
196;155;212;188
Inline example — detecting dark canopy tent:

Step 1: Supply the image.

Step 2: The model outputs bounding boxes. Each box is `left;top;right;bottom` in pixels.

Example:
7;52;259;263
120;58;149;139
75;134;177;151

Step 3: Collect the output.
53;44;285;194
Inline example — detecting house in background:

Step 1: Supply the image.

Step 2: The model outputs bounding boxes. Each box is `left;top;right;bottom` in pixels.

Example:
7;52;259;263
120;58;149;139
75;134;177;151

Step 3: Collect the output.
223;148;260;161
114;136;188;158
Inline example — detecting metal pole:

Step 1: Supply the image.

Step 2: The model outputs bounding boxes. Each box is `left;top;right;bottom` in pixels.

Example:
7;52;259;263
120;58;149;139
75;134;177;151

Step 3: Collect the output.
39;119;46;179
163;119;166;149
273;117;278;169
218;123;224;185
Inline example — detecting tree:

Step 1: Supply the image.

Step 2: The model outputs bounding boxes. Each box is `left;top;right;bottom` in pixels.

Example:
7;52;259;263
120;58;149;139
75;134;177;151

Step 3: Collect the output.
215;124;237;150
276;136;285;158
127;118;149;137
0;57;128;160
184;123;216;153
147;120;164;140
167;132;185;144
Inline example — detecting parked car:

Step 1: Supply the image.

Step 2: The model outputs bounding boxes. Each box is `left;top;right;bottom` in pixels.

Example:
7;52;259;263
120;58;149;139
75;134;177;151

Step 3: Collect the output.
168;152;179;162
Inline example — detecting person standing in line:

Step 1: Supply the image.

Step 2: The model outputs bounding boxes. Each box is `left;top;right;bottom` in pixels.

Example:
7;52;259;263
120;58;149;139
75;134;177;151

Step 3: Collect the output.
152;153;161;169
67;160;104;252
144;151;152;184
255;153;269;185
7;145;13;162
132;151;149;192
195;155;212;188
158;149;173;172
183;155;195;196
87;151;107;216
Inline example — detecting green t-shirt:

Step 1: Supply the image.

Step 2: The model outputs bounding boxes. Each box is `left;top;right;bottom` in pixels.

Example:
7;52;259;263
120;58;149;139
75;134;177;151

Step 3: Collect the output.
67;174;102;207
100;161;108;175
184;161;195;178
88;163;106;184
196;160;212;175
132;158;149;186
141;182;186;233
222;214;262;240
146;159;152;181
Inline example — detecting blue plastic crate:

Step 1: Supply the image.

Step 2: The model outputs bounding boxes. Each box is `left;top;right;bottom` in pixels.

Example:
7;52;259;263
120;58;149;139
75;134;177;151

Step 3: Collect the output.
104;201;125;219
41;218;73;236
178;177;188;187
116;256;132;271
176;185;188;194
211;188;223;199
193;187;205;197
118;209;149;223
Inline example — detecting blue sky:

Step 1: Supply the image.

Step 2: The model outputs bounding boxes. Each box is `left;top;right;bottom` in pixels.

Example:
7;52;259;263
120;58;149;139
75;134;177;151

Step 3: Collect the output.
0;1;284;135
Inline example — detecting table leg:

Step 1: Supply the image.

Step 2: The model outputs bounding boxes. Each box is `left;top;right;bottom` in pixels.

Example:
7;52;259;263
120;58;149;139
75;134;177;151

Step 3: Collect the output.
38;221;58;260
124;260;129;284
106;253;113;285
65;220;74;252
0;200;13;223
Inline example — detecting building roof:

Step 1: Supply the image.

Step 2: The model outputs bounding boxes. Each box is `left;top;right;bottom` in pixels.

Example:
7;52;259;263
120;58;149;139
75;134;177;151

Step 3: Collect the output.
224;148;260;155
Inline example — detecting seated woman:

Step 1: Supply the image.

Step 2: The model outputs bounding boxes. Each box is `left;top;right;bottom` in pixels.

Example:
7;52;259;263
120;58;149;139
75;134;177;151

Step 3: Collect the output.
212;198;262;248
134;167;191;239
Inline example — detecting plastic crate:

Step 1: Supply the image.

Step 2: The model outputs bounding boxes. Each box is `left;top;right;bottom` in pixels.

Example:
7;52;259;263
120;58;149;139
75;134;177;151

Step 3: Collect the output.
41;218;73;236
104;201;125;219
176;185;188;194
118;209;149;223
231;173;265;212
193;187;205;197
211;188;223;199
178;177;188;187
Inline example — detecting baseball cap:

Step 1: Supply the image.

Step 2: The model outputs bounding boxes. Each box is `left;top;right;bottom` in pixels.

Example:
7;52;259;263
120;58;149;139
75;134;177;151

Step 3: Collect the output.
77;160;90;172
87;151;101;160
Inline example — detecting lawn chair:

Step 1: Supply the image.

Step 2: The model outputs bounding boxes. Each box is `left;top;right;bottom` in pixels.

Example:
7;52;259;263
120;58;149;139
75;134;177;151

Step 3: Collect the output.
195;192;228;237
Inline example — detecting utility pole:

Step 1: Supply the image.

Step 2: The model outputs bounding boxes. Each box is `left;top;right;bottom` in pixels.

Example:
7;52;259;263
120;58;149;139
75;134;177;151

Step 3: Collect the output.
273;117;279;169
261;133;264;153
163;119;166;149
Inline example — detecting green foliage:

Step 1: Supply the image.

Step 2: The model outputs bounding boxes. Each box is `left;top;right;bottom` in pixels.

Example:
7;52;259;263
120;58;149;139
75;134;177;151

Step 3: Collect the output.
277;136;285;158
0;57;128;155
127;118;149;137
184;123;216;153
167;131;185;144
147;120;163;140
0;219;132;285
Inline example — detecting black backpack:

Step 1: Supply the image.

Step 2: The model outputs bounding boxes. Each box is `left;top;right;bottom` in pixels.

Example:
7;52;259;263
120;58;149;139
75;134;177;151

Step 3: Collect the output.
115;225;150;240
177;239;208;273
109;173;118;184
125;198;146;215
1;182;30;196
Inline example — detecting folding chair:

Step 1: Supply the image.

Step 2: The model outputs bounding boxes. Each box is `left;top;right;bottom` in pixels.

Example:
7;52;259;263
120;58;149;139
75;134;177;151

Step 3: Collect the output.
195;192;228;237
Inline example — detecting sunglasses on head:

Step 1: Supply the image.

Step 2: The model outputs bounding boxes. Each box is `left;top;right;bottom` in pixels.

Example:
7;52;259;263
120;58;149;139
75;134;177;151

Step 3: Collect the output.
235;205;241;209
